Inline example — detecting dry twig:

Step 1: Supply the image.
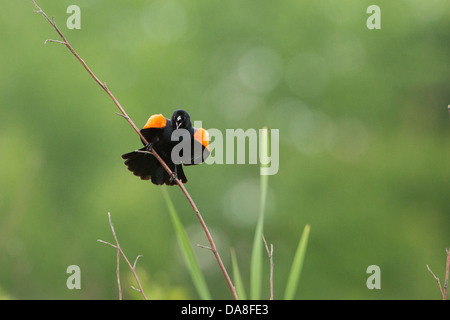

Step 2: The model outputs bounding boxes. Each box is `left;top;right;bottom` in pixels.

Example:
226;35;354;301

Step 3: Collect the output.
426;247;450;300
30;0;237;299
97;212;148;300
262;235;274;300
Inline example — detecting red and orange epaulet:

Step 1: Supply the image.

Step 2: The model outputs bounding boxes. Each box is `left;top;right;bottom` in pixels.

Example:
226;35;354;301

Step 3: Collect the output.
143;114;167;129
194;128;210;151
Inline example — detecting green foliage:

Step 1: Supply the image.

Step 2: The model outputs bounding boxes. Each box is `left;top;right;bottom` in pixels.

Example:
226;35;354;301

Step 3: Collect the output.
250;127;269;299
161;187;211;300
284;224;311;300
249;171;268;299
230;248;247;300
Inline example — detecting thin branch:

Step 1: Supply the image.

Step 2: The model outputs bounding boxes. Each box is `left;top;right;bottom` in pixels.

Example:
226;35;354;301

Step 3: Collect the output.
262;235;274;300
131;286;142;292
115;112;130;120
44;39;66;45
107;211;123;300
426;247;450;300
133;255;143;270
96;239;116;248
98;212;148;300
444;247;449;300
116;241;122;300
197;244;213;251
426;264;444;300
31;0;237;299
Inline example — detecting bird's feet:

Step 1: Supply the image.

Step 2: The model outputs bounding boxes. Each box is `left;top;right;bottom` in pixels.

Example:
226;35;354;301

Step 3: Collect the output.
169;172;178;184
145;142;153;152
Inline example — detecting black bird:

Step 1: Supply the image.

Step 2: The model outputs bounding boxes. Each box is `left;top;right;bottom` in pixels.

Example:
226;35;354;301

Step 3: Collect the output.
121;109;210;185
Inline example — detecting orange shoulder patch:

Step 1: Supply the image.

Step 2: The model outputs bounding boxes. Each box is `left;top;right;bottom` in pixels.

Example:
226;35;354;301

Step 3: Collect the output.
194;128;210;151
143;114;167;129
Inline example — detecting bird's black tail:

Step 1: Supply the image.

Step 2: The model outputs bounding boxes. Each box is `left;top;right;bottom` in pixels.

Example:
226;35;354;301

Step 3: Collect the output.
121;148;187;185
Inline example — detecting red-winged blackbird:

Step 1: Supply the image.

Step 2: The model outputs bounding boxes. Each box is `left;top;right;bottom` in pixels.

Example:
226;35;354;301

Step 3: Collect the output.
122;109;210;185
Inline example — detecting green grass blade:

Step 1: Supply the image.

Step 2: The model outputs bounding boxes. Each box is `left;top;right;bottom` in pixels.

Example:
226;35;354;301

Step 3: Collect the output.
161;187;211;300
284;224;311;300
230;248;247;300
249;197;265;300
250;127;269;300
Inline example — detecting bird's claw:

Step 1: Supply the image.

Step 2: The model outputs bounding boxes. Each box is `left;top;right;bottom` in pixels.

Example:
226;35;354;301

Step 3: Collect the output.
145;143;153;152
169;172;178;183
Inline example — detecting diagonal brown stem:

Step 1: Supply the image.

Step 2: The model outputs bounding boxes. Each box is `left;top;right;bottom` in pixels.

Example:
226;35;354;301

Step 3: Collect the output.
31;0;237;299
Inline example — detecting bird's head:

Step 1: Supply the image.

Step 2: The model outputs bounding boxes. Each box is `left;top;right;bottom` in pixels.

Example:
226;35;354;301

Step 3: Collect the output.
172;109;191;130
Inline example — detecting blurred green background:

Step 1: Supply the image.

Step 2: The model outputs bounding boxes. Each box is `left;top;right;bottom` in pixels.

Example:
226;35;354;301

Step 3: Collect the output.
1;0;449;299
